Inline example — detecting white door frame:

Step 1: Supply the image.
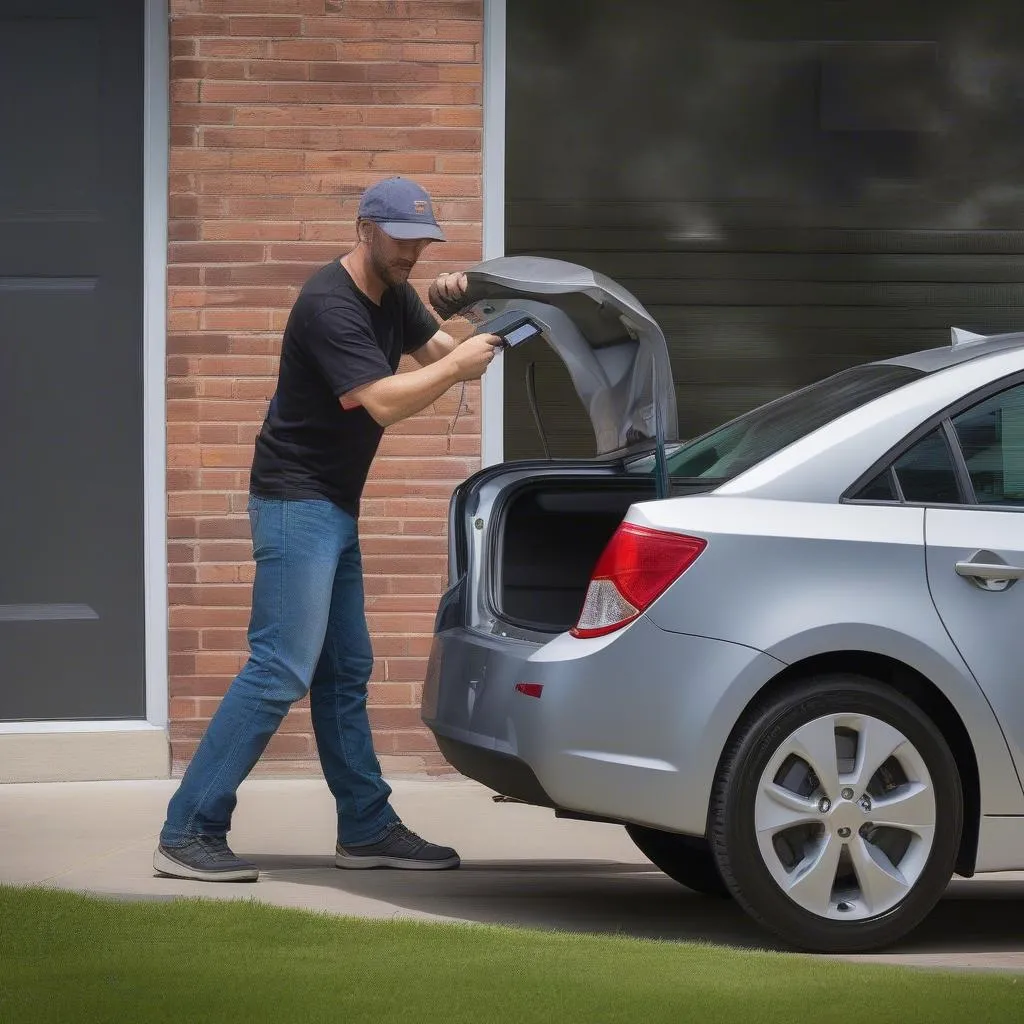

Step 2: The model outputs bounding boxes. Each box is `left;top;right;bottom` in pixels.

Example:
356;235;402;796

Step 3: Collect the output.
481;0;507;467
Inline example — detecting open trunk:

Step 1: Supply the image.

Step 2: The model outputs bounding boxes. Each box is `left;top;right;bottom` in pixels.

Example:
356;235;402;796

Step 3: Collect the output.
440;256;682;638
494;478;658;633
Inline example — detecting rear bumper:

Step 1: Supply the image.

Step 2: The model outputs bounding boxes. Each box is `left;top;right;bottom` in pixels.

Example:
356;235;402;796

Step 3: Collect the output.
421;616;785;835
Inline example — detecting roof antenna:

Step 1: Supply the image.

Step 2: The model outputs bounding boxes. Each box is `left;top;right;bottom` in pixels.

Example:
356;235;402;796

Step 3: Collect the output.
951;327;988;347
526;361;551;459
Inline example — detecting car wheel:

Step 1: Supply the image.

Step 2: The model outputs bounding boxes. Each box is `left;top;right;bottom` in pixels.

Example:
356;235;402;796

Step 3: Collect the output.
709;674;962;953
626;825;730;897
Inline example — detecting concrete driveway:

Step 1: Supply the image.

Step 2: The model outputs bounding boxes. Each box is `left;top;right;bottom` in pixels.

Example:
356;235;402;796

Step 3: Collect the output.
2;776;1022;972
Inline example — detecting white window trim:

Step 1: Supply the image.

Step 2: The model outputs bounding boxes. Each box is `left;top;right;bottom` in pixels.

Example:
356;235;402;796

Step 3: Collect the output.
0;0;169;739
481;0;506;467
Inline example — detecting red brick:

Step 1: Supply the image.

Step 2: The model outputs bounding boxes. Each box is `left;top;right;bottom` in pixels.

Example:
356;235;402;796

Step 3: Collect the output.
371;84;479;105
172;15;230;37
200;81;273;102
171;676;233;698
172;102;235;126
169;629;201;652
401;42;477;62
270;39;339;60
169;241;267;264
173;59;249;81
171;125;198;148
228;15;304;37
198;38;271;59
203;220;303;241
170;697;199;720
384;659;430;683
368;683;415;705
333;1;481;17
171;80;200;102
234;104;362;126
368;706;425;730
201;628;249;651
263;733;314;759
203;0;323;13
375;730;441;755
301;18;480;43
439;64;482;83
268;82;376;104
200;309;274;331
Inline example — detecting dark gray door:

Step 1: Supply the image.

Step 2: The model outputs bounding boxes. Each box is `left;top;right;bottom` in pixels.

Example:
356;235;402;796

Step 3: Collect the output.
0;0;145;720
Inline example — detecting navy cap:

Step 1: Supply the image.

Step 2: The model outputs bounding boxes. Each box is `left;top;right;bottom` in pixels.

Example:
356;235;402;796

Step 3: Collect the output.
357;177;446;242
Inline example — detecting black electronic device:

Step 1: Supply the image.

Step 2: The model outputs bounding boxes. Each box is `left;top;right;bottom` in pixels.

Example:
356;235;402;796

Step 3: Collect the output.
481;310;545;348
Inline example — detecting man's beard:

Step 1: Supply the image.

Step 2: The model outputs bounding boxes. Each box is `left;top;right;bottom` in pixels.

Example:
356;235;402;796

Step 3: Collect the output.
369;232;413;288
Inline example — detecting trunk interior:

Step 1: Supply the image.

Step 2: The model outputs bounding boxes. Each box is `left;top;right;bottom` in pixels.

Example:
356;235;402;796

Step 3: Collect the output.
495;479;658;633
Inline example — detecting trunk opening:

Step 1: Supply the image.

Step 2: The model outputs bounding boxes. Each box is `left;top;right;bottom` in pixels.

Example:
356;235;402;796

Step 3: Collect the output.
493;479;658;633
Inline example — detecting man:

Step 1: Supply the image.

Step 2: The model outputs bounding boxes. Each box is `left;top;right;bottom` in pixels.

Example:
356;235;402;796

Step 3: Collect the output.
154;177;500;882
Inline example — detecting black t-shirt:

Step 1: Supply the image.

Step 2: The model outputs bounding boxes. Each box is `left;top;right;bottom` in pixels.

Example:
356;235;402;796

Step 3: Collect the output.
249;260;438;517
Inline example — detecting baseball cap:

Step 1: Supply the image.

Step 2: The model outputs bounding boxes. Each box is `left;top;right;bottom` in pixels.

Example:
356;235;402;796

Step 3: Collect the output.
357;177;446;242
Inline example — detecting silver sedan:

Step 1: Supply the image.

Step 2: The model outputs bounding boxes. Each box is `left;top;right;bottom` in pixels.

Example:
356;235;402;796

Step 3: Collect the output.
422;257;1024;953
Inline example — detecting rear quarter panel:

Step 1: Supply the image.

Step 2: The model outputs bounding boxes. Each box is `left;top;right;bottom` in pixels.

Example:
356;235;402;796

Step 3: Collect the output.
633;496;1024;814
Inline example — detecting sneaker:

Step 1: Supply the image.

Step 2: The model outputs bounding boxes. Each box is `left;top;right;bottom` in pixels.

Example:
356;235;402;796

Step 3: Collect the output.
335;822;460;871
153;835;259;882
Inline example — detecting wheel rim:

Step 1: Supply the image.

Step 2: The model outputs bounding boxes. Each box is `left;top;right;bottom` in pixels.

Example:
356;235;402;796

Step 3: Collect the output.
753;713;937;921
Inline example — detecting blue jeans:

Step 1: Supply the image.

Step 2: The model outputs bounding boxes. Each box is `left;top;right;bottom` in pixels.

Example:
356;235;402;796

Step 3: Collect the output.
160;496;400;848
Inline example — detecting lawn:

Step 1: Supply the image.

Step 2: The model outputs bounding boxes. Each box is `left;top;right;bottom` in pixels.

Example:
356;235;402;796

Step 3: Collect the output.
1;884;1020;1023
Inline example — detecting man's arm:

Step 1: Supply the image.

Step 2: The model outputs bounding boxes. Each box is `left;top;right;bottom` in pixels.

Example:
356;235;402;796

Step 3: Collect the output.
410;328;458;367
342;333;500;428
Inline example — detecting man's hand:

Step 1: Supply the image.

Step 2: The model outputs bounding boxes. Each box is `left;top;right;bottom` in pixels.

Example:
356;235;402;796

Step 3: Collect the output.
428;271;469;320
451;333;501;381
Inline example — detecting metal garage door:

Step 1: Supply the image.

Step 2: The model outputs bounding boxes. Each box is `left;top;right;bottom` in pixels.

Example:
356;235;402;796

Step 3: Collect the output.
0;0;145;720
504;0;1024;459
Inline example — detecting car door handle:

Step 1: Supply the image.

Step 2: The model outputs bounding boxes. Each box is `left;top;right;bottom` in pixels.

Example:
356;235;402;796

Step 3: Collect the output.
955;562;1024;580
955;560;1024;591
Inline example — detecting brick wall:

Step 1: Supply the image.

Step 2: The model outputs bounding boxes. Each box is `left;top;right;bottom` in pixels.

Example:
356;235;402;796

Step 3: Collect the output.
166;0;485;776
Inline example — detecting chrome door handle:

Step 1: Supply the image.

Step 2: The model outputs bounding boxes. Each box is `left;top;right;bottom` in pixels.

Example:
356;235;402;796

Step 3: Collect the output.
955;560;1024;592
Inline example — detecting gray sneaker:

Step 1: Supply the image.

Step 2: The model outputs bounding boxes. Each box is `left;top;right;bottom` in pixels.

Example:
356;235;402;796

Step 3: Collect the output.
153;836;259;882
336;822;460;870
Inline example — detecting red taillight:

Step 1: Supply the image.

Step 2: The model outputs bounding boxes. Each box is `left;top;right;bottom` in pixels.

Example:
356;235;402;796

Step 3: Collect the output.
571;523;706;639
515;682;544;699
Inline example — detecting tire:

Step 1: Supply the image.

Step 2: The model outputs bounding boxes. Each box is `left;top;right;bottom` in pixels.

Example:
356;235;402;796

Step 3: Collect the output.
626;824;730;897
709;674;962;953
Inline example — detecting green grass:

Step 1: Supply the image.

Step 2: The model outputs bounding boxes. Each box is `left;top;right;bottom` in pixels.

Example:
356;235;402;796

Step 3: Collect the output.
1;885;1021;1024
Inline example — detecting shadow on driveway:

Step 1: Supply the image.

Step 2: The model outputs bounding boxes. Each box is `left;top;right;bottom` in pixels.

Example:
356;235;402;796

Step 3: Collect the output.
247;855;1024;955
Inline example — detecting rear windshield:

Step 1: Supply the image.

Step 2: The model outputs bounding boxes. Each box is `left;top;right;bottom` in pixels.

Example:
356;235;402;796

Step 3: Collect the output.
636;364;924;483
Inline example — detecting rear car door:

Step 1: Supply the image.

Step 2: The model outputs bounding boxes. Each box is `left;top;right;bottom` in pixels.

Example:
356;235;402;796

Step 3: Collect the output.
925;378;1024;782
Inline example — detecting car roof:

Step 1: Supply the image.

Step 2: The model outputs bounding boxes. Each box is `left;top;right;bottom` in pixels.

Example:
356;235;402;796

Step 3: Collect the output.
879;330;1024;373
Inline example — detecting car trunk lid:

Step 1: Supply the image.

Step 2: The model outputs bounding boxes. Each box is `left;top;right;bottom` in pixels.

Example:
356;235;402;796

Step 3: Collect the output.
455;255;677;496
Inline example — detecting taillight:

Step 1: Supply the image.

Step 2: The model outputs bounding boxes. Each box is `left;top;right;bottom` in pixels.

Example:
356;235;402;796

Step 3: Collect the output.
571;523;706;639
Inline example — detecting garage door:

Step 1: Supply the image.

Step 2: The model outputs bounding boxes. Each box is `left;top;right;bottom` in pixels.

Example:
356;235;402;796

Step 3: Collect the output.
505;0;1024;459
0;0;145;720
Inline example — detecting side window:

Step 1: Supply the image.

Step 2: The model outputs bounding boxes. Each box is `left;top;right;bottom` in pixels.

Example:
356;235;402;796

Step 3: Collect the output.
892;429;962;505
853;469;899;502
952;383;1024;507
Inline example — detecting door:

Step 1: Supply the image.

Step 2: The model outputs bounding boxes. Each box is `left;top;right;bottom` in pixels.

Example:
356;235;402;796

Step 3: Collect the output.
925;381;1024;779
0;0;145;720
